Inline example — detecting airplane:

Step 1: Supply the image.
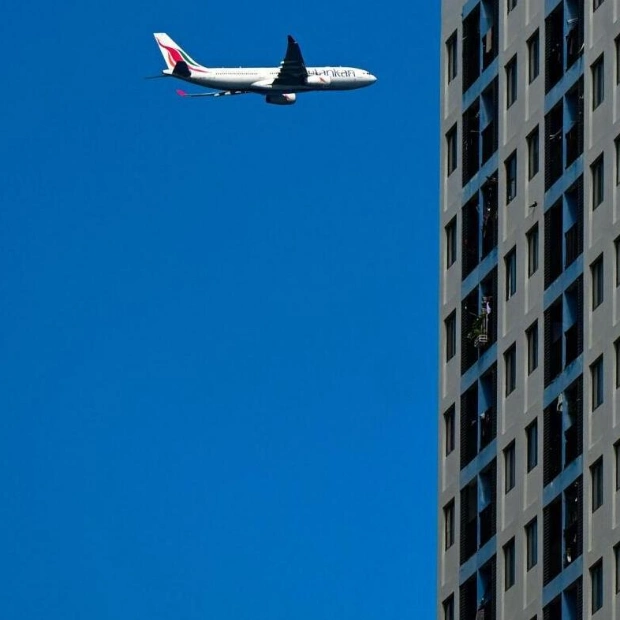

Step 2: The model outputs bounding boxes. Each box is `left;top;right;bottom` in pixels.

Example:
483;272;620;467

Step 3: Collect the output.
152;33;377;105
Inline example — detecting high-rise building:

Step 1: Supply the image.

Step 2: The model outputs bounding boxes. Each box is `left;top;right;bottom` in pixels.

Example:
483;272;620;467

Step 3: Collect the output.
438;1;620;618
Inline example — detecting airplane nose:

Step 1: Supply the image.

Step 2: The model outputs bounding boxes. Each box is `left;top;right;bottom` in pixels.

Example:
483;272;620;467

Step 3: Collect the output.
369;74;377;84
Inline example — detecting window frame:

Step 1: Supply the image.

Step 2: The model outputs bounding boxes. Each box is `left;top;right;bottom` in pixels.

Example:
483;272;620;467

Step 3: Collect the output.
616;34;620;85
446;32;457;83
446;124;457;176
526;418;538;471
526;321;538;375
444;499;455;550
505;151;517;203
591;457;604;512
592;54;605;110
527;30;539;83
591;559;604;614
591;254;604;309
445;217;457;269
504;537;516;590
444;405;455;456
527;126;539;180
505;246;517;299
591;356;604;411
442;595;454;620
615;237;620;286
505;344;517;396
506;55;518;108
504;440;516;492
525;517;538;570
591;154;604;209
527;224;539;277
615;439;620;490
445;311;457;362
615;543;620;594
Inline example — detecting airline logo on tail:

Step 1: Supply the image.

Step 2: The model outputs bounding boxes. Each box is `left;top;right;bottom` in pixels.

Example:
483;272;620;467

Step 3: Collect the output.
154;33;208;74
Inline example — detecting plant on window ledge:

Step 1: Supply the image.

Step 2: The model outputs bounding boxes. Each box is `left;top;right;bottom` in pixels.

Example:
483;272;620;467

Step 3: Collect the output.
467;298;492;348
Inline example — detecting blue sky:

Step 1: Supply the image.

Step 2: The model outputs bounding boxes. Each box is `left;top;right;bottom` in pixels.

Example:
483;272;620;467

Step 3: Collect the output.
1;1;439;618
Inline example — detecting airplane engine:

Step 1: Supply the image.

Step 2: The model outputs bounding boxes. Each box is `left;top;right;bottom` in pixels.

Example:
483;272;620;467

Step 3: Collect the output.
305;75;332;86
265;93;296;105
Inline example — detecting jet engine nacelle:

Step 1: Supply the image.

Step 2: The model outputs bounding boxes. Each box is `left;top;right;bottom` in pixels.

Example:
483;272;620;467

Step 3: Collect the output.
265;93;297;105
305;75;332;87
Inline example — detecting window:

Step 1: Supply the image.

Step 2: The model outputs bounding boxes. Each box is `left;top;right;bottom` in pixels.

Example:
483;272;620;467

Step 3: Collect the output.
616;35;620;84
442;595;454;620
594;0;605;10
444;405;455;455
527;224;539;276
526;321;538;374
527;30;539;83
525;518;538;570
591;255;604;309
445;217;457;268
504;538;516;589
505;247;517;299
527;126;539;179
592;55;605;109
615;440;620;490
504;441;516;492
526;419;538;471
592;155;604;209
591;356;604;410
615;136;620;185
505;344;516;395
445;311;456;361
591;559;603;613
444;500;455;549
507;0;517;12
446;124;457;176
506;151;517;203
615;543;620;594
616;237;620;286
446;32;457;83
506;56;517;108
591;457;604;511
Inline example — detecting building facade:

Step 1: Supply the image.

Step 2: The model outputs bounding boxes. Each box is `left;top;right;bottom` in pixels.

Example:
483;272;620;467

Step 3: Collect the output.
438;0;620;618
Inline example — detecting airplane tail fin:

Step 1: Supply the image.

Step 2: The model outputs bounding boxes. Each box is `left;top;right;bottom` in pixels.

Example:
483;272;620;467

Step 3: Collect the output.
153;33;208;73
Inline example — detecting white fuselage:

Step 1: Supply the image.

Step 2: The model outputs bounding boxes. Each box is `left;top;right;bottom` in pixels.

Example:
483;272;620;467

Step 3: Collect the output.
169;66;376;93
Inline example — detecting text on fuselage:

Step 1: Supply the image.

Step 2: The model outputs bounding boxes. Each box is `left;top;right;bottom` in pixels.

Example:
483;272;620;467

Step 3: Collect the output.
308;68;355;78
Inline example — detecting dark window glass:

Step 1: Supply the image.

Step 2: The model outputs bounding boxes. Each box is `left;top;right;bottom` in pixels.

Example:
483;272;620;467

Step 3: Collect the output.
591;457;604;511
526;419;538;471
527;126;539;179
591;255;604;309
506;56;518;108
445;311;457;361
592;55;605;109
591;356;604;410
446;32;457;83
504;538;516;589
527;31;539;83
446;124;457;176
592;155;604;209
591;560;603;613
506;151;517;202
526;518;537;569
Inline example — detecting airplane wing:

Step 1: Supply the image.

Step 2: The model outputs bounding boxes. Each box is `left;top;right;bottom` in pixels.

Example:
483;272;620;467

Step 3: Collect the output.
176;89;249;98
273;36;308;86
